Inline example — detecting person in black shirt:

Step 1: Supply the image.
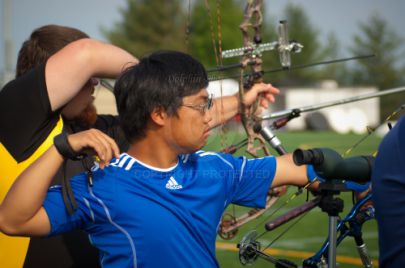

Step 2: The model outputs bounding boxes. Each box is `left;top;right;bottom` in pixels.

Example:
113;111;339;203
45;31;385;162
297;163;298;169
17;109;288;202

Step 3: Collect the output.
0;24;137;268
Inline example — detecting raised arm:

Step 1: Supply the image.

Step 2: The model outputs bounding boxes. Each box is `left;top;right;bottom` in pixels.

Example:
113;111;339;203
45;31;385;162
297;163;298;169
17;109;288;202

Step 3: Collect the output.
271;154;311;188
209;82;279;128
46;38;138;111
0;129;120;236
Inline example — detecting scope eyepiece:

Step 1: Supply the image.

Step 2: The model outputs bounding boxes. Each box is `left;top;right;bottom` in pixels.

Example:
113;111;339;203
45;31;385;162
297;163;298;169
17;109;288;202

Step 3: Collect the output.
293;148;325;166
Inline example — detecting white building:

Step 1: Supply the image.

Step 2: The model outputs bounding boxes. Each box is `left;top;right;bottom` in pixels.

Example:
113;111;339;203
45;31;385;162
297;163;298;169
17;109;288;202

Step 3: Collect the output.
209;79;379;134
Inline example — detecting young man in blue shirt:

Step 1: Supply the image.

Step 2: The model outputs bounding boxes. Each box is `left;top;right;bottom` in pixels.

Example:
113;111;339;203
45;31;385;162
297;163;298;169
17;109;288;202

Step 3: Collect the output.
0;51;319;268
8;24;276;268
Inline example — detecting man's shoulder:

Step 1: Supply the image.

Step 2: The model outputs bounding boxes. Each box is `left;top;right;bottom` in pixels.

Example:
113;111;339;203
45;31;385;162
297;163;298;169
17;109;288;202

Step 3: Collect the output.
0;63;57;162
1;64;46;94
181;151;240;169
182;150;225;160
89;154;137;181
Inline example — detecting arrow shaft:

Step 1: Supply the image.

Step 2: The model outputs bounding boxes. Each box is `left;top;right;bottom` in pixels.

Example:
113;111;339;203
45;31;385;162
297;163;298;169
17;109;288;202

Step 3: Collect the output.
263;86;405;120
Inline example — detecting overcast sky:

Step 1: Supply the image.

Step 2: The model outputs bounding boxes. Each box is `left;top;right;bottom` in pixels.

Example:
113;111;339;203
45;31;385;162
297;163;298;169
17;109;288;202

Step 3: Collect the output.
1;0;405;75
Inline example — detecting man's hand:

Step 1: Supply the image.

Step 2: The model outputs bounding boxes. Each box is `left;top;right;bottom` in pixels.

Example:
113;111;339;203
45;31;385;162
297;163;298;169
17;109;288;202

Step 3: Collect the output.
208;83;280;129
242;82;280;109
0;128;120;236
67;129;120;169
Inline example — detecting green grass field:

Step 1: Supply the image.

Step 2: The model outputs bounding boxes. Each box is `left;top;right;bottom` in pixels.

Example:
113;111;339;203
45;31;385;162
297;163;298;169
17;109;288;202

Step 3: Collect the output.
203;131;381;268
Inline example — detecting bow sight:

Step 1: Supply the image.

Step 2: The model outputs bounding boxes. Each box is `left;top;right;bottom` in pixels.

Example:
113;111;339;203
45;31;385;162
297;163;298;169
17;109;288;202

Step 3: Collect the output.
208;20;302;75
221;20;303;68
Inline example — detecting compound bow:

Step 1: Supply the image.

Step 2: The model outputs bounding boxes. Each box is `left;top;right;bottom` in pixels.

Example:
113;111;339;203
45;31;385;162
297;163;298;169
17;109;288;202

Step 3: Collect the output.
199;2;405;266
216;0;303;240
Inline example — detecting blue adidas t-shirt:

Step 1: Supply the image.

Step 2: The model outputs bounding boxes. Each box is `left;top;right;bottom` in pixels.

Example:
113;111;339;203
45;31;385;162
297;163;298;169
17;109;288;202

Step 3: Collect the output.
43;151;276;268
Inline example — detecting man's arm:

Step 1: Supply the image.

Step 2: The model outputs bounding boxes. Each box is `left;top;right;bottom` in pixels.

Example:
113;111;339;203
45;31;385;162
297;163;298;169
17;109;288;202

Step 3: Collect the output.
209;82;279;128
0;129;119;236
272;154;314;188
46;38;138;111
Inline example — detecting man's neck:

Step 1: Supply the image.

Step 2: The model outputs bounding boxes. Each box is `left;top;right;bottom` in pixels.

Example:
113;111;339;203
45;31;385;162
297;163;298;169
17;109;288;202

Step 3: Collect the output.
127;136;179;169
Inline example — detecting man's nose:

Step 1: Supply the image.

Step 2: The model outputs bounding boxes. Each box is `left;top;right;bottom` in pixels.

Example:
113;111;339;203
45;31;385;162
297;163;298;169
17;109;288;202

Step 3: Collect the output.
204;110;213;124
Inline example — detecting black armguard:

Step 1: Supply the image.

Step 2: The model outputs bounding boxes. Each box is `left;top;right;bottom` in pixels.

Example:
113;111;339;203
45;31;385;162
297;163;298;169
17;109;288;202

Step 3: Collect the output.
53;132;85;161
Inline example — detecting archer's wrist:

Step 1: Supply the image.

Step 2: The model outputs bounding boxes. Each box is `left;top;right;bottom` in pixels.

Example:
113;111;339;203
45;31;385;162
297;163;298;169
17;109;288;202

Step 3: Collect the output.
53;132;85;161
306;165;322;183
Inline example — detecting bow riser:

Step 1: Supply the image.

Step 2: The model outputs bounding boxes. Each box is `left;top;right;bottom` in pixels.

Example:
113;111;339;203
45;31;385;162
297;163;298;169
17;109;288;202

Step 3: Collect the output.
218;0;297;240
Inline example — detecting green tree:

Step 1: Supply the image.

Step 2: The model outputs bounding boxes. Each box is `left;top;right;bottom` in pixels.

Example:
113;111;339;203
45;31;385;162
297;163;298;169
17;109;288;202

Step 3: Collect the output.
103;0;187;57
189;2;339;85
188;0;243;68
348;12;405;120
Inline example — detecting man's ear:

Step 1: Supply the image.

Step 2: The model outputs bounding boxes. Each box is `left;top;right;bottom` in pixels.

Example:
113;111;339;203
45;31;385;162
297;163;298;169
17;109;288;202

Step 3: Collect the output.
150;106;167;126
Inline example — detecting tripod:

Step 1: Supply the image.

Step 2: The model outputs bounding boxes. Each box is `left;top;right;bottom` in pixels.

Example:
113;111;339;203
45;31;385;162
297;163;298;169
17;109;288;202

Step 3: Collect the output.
302;186;374;268
316;181;346;268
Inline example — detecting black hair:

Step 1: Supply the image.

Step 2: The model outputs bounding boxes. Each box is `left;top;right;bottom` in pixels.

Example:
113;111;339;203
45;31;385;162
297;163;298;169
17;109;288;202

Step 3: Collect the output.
114;51;208;143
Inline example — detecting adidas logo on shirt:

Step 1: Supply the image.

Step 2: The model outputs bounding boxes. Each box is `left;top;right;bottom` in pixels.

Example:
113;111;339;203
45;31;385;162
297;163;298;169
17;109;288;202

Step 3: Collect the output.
165;176;183;190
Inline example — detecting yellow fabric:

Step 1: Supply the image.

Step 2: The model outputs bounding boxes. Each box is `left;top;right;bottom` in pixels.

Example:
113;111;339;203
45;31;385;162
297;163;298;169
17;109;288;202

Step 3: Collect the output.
0;118;63;268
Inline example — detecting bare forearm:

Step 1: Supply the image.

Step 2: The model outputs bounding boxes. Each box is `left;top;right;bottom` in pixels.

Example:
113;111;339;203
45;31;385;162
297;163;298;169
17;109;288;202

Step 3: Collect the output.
81;39;138;78
0;146;63;230
47;38;138;111
209;95;239;128
272;154;309;187
208;82;280;129
0;129;119;236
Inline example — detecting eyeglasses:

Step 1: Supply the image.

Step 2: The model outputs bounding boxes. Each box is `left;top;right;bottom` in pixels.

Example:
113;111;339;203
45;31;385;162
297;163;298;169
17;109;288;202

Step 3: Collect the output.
181;94;214;114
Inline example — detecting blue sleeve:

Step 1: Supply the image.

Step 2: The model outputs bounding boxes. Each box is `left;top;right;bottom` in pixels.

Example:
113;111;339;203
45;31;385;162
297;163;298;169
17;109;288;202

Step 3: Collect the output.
226;155;276;208
43;175;90;236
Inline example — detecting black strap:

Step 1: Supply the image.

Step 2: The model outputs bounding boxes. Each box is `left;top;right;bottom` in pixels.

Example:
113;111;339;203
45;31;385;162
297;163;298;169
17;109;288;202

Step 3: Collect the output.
54;131;81;214
55;130;95;215
61;161;78;215
81;157;94;187
54;132;85;161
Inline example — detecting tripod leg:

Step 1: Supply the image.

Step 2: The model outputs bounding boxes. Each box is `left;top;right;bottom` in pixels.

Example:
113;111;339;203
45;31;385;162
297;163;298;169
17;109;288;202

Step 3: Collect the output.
328;216;338;268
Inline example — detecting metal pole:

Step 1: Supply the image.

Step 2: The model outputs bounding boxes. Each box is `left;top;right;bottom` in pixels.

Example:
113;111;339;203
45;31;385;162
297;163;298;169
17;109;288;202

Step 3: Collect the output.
2;0;13;86
328;216;338;268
